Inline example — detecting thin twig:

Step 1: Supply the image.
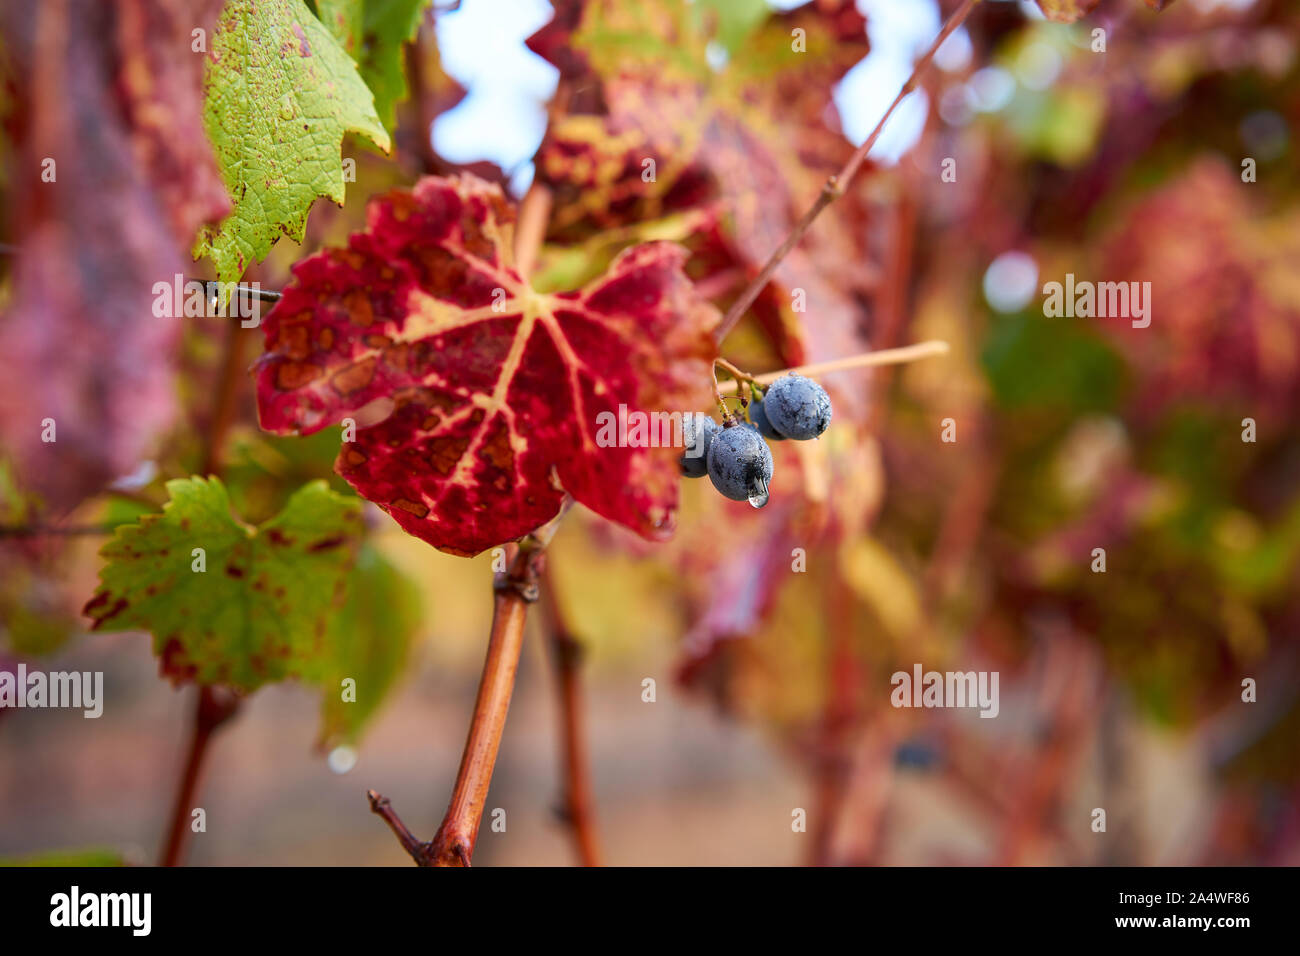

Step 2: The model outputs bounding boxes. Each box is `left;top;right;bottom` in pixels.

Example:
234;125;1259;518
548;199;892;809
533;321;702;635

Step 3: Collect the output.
0;523;119;538
709;362;736;423
190;279;282;304
714;357;760;388
538;561;602;866
715;341;949;395
711;0;982;345
366;790;428;863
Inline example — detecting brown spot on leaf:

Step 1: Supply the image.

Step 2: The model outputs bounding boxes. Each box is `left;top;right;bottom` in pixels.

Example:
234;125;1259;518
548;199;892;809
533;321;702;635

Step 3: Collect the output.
480;420;514;470
266;529;293;547
225;563;244;578
160;638;198;683
308;535;345;552
412;245;470;290
388;192;414;222
460;212;496;261
429;434;471;474
392;498;430;518
331;357;377;395
82;590;126;629
276;360;323;390
343;288;375;326
280;323;312;359
383;342;412;374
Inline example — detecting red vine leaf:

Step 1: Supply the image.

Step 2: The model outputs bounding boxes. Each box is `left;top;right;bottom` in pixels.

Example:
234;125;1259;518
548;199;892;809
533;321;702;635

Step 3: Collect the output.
255;174;717;555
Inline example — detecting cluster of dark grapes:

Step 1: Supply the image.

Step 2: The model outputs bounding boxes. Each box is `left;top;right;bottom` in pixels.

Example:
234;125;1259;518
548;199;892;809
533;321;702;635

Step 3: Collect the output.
679;374;832;508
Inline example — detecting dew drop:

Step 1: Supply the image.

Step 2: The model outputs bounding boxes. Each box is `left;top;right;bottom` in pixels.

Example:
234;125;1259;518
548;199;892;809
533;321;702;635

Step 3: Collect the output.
747;477;769;509
328;745;358;774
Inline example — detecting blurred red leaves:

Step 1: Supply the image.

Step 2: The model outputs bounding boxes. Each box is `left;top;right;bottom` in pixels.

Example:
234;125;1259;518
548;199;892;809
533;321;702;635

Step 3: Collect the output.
528;0;879;420
1034;0;1103;22
0;0;229;511
1096;159;1300;421
255;174;716;555
1034;0;1178;23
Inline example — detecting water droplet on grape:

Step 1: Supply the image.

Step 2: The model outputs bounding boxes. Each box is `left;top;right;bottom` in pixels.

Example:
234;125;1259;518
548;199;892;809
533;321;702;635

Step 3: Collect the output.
747;477;769;509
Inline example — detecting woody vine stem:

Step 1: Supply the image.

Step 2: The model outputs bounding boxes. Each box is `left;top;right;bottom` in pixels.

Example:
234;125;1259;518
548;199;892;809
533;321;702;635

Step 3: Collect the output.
367;0;977;867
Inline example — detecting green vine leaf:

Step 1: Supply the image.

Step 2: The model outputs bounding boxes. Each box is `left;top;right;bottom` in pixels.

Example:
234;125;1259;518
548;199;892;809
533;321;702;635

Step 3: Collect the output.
84;477;363;693
317;542;421;747
193;0;391;287
316;0;432;130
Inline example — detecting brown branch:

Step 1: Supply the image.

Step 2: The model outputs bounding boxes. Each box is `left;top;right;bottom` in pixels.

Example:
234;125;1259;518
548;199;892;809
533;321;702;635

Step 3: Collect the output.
424;523;561;866
158;305;252;867
406;18;442;176
514;183;553;280
200;317;252;477
368;150;561;869
711;0;983;345
538;563;602;866
159;686;240;867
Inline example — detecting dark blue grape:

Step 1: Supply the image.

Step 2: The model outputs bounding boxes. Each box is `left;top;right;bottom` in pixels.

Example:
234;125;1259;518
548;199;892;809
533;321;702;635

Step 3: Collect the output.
679;412;719;478
749;397;787;441
762;374;831;440
706;422;773;507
